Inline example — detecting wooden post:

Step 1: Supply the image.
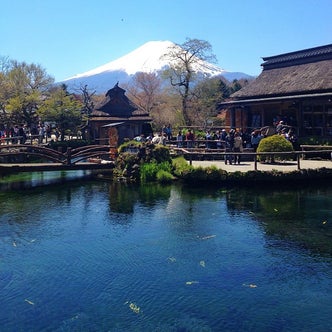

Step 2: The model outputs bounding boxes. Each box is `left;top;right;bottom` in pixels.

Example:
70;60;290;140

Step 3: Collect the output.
66;147;72;165
297;153;301;170
254;154;257;171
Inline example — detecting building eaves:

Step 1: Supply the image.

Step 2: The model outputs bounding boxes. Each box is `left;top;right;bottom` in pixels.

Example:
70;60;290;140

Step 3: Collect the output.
219;92;332;108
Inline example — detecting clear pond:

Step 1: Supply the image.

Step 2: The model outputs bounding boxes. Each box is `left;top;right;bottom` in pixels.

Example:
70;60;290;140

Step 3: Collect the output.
0;173;331;331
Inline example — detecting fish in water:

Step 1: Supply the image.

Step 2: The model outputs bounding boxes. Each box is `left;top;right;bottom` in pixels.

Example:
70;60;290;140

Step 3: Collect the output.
186;281;199;285
200;235;216;240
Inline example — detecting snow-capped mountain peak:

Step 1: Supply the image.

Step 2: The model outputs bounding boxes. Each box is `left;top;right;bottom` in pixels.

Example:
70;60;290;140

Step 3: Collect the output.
61;40;253;93
65;40;225;80
65;41;176;79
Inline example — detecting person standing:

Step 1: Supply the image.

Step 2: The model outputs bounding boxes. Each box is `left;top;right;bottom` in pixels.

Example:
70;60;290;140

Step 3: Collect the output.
177;130;183;147
225;129;235;165
251;130;262;152
165;124;172;141
18;125;27;144
38;125;45;144
233;131;243;164
186;129;195;148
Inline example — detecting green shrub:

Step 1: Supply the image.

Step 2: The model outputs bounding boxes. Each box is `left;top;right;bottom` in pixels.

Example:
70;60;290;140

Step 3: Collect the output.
156;170;174;183
115;141;172;182
194;130;206;139
140;163;159;182
148;145;172;163
140;161;173;183
172;156;192;177
257;135;294;162
118;140;142;153
205;165;223;181
113;152;140;181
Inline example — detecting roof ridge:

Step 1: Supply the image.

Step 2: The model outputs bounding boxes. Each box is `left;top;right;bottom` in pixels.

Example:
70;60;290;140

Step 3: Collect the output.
262;44;332;67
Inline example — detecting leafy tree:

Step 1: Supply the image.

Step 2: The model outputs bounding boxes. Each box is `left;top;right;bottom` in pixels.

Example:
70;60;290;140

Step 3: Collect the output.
191;77;226;127
231;79;242;93
37;87;83;141
219;79;232;99
162;38;217;126
0;59;54;127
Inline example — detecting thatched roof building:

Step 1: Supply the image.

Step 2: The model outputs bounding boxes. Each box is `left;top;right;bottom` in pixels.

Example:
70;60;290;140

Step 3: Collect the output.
219;44;332;137
89;83;152;145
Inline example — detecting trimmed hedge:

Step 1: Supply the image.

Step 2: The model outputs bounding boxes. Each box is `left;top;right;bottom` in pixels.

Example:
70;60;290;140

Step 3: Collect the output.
257;134;294;162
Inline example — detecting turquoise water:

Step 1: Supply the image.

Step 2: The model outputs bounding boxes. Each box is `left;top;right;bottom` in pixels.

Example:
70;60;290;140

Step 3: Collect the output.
0;177;331;331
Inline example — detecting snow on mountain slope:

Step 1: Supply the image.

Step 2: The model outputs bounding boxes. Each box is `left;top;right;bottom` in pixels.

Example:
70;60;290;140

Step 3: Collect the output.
62;40;253;93
65;40;226;80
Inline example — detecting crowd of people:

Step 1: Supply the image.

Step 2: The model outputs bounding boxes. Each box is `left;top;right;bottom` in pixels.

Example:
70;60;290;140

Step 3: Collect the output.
139;121;298;166
0;124;61;145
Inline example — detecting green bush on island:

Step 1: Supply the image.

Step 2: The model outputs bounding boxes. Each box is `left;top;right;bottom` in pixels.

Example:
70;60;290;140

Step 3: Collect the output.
117;140;142;153
172;156;192;177
257;134;294;162
114;141;173;183
113;152;140;181
176;164;228;184
156;169;175;183
140;161;173;183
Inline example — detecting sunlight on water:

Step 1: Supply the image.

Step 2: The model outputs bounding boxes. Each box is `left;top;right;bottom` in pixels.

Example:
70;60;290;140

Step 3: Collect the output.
0;179;331;331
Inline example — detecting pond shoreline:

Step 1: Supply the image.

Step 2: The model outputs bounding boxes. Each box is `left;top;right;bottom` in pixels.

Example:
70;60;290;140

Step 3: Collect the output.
172;159;332;187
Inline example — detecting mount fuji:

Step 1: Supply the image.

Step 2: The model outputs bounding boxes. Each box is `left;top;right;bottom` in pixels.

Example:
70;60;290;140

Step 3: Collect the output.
61;40;253;93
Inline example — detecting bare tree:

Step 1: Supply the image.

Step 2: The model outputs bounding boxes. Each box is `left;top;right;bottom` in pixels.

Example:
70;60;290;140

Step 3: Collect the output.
126;72;161;114
162;38;216;125
78;84;96;116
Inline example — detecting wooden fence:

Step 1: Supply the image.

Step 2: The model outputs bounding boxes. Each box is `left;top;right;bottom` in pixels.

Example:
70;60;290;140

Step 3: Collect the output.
171;147;332;171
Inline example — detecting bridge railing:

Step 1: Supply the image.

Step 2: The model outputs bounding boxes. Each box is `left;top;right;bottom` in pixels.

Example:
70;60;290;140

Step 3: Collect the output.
0;144;112;165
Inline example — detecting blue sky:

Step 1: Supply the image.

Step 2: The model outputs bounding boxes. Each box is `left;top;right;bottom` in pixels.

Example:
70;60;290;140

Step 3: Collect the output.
1;0;331;82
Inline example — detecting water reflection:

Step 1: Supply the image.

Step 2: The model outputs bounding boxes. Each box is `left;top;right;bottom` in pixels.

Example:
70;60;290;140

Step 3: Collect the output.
0;175;331;331
225;187;332;256
1;174;332;256
107;182;172;214
103;182;332;256
0;170;92;191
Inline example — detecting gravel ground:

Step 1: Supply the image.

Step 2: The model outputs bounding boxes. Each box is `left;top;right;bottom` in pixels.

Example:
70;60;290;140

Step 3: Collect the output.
189;159;332;173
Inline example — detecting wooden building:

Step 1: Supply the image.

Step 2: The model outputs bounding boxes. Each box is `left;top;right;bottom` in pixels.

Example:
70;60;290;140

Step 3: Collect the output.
219;44;332;137
89;83;152;146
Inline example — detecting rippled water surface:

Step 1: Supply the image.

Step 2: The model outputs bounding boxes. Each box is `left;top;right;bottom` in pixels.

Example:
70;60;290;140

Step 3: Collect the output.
0;175;331;331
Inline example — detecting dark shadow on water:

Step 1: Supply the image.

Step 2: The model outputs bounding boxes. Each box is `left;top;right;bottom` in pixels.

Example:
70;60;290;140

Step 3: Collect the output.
224;184;332;257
